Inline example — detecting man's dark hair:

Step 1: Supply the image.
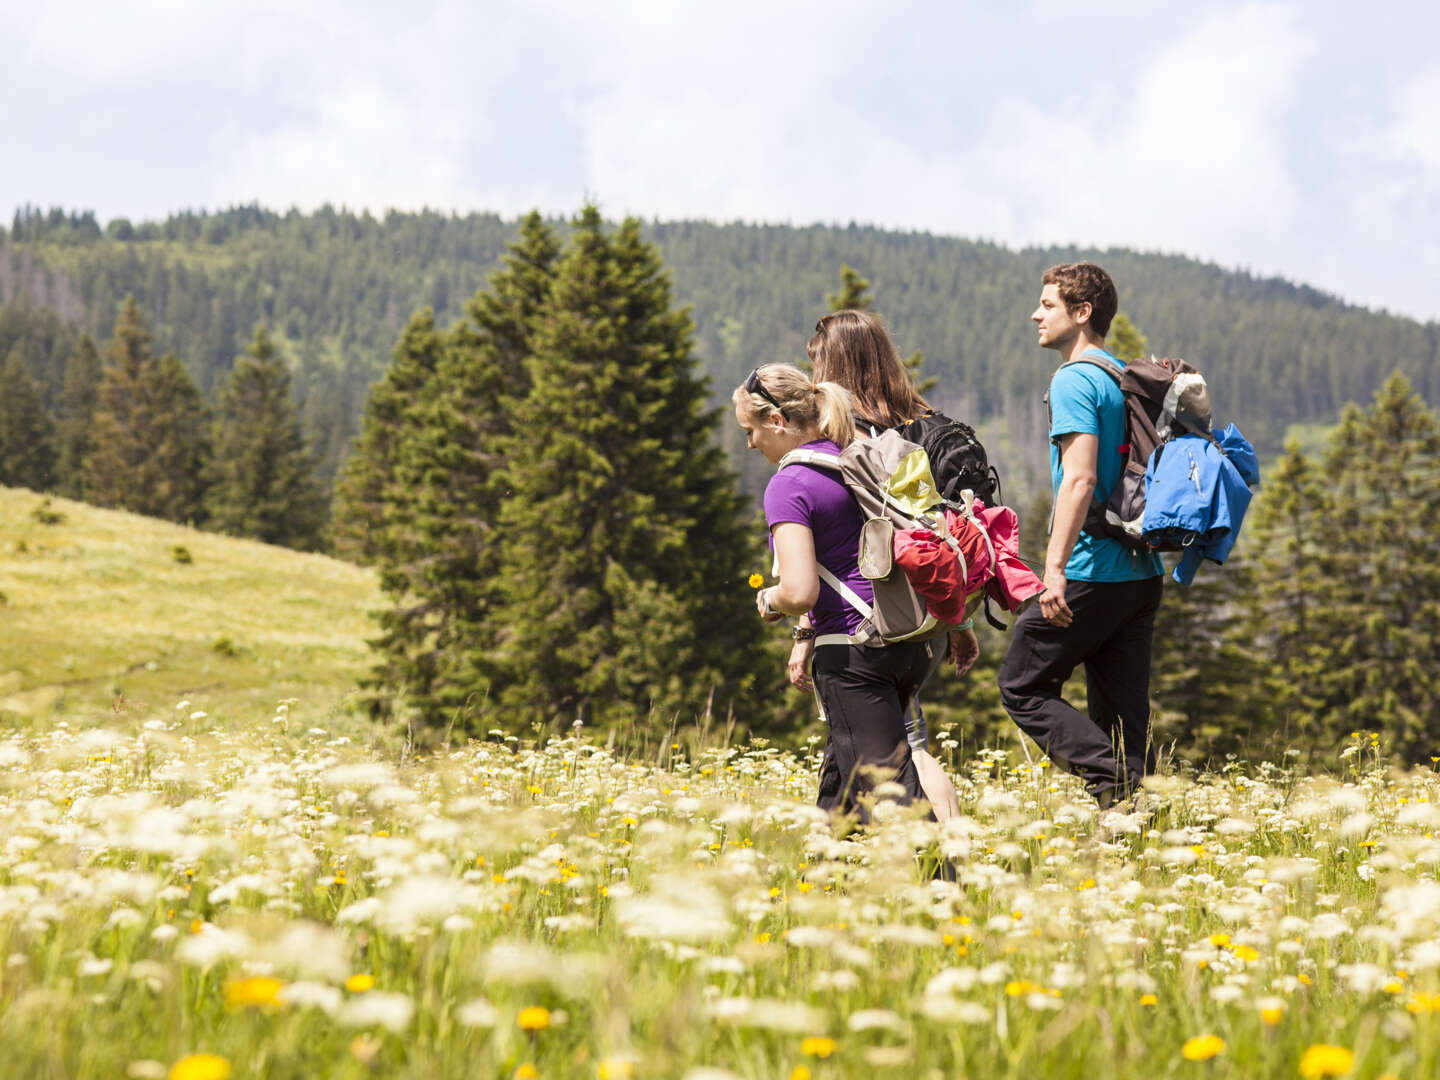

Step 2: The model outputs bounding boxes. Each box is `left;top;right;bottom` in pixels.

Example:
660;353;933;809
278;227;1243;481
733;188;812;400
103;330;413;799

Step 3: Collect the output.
1042;262;1118;338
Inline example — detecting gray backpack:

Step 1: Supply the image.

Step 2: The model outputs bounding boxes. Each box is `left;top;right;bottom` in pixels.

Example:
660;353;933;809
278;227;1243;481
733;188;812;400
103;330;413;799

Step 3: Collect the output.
778;429;977;647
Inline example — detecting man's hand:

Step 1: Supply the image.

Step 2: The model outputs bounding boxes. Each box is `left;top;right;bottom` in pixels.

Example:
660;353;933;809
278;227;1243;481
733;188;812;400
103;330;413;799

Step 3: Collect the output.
948;626;979;676
788;639;814;692
1039;568;1073;627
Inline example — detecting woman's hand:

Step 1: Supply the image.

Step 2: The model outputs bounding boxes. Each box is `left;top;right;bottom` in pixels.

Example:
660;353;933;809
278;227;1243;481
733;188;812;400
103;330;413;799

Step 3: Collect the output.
788;639;814;692
756;587;785;622
948;626;979;677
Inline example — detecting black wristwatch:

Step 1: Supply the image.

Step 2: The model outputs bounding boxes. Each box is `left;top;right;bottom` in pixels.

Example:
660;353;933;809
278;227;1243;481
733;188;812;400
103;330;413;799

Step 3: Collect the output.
792;625;816;641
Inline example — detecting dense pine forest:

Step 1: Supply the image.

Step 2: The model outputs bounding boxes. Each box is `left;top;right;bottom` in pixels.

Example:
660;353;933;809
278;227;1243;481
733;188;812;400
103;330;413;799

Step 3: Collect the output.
5;203;1440;757
3;204;1437;504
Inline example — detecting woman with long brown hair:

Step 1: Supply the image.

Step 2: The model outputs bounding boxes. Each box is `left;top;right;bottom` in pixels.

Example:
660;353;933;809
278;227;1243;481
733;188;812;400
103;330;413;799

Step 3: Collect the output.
803;309;979;818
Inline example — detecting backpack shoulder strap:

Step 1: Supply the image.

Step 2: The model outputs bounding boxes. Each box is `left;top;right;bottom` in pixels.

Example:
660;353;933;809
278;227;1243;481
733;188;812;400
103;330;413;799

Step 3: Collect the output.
778;448;842;470
814;563;874;621
1059;352;1124;384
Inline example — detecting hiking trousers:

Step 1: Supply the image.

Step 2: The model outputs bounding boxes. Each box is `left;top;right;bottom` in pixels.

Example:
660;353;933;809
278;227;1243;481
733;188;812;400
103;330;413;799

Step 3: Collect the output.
997;576;1164;807
812;638;939;819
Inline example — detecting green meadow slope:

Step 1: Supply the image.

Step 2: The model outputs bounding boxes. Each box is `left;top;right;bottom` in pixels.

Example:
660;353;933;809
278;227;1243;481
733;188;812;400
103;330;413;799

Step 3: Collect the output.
0;487;379;727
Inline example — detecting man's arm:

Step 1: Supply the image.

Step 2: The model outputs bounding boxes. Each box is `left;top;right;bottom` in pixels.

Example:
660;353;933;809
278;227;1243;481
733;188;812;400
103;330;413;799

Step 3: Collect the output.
1040;431;1099;628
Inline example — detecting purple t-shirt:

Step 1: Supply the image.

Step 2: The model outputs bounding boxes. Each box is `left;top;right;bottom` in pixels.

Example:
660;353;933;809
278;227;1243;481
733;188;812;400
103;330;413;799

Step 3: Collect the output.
763;439;873;636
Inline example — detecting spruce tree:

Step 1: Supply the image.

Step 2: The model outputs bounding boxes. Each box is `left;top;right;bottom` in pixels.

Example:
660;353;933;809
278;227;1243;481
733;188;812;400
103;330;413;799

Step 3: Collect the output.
825;263;935;395
331;309;447;565
56;334;101;499
1237;438;1331;755
206;325;325;549
0;349;56;490
488;207;764;726
86;298;208;523
1315;374;1440;760
366;213;561;724
826;264;873;311
1106;313;1149;363
145;352;209;522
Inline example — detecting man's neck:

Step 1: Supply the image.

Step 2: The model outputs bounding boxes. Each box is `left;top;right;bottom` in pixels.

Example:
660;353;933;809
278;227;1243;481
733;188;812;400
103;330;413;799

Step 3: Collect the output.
1055;330;1109;366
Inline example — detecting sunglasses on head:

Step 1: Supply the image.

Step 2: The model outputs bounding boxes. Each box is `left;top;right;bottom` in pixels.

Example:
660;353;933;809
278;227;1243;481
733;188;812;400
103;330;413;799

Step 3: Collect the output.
744;368;787;420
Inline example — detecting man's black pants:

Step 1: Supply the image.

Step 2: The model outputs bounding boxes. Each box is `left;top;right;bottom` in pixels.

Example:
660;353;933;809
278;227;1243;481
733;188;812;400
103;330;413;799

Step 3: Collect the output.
998;576;1164;807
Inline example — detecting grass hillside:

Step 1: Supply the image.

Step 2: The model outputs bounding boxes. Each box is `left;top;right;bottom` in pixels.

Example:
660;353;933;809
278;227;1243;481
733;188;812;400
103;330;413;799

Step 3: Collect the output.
0;487;379;728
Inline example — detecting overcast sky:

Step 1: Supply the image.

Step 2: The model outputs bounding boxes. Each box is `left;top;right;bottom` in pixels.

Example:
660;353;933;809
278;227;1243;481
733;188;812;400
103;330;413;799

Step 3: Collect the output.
4;0;1437;322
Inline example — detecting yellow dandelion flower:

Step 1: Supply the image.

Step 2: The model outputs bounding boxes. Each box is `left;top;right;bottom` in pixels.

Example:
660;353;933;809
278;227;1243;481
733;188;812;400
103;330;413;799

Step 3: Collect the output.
518;1006;551;1032
749;573;765;588
1139;994;1158;1007
1231;945;1260;963
224;975;284;1010
345;973;376;993
598;1059;636;1080
800;1036;836;1059
169;1054;231;1080
514;1065;539;1080
1181;1034;1225;1062
790;1067;812;1080
1297;1044;1353;1079
1208;933;1231;947
1260;1005;1285;1026
1407;991;1440;1013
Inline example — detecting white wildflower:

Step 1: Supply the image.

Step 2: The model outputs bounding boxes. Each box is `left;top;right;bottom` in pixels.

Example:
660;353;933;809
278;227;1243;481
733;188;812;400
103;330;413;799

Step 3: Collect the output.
278;981;342;1015
456;998;499;1027
847;1008;907;1033
338;991;414;1032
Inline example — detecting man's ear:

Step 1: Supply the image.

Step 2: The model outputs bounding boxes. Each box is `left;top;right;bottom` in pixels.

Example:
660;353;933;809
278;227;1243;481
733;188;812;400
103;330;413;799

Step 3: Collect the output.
1073;301;1093;326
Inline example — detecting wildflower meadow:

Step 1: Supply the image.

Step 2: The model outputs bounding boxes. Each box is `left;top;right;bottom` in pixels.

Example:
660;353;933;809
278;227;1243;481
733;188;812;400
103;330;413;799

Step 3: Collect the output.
2;700;1438;1080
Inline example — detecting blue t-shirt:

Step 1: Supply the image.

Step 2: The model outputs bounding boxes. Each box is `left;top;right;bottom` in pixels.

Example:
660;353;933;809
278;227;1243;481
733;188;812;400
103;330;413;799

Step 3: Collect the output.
763;439;873;636
1048;349;1164;582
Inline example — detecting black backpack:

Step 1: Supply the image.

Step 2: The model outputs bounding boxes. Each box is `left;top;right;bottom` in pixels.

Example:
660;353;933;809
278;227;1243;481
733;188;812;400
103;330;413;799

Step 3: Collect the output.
892;411;1002;508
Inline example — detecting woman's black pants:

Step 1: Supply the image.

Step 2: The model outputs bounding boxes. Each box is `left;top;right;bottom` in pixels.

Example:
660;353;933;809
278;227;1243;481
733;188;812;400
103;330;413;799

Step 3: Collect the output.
812;638;938;818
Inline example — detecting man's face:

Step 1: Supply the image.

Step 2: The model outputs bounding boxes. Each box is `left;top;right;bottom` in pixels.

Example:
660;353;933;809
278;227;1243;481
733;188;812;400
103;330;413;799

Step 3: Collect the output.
1031;283;1088;351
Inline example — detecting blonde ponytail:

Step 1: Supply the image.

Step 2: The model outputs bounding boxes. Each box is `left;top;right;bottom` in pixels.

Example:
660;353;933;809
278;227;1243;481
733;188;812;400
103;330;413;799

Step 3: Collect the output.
733;364;855;447
813;381;855;448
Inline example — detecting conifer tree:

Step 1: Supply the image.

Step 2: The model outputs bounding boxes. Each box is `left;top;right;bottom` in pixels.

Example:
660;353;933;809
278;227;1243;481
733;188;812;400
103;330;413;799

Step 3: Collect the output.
366;213;561;723
0;349;56;490
331;310;447;565
86;297;208;522
488;207;764;726
826;264;872;311
206;325;325;549
1235;438;1330;754
825;263;935;395
1315;374;1440;759
56;334;101;499
1106;313;1149;363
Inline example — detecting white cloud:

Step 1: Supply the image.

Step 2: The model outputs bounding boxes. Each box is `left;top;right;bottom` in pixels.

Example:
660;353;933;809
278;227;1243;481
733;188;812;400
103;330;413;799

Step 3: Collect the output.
1387;67;1440;172
216;79;478;212
22;0;317;81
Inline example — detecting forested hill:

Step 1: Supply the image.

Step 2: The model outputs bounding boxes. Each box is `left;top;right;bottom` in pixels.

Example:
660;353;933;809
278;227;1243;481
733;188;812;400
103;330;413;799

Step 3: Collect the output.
3;205;1436;497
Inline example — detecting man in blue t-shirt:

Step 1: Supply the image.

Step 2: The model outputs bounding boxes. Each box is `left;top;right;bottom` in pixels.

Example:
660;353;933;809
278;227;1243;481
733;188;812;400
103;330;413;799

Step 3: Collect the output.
998;263;1164;810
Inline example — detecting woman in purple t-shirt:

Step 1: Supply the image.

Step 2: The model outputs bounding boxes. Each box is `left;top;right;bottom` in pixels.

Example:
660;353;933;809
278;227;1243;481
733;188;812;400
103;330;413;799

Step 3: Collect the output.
733;363;934;818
